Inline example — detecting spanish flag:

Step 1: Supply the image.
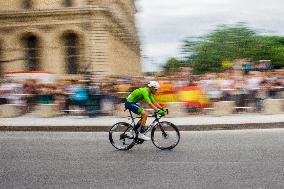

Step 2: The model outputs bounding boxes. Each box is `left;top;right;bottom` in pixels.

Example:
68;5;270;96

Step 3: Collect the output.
177;86;209;108
155;82;177;105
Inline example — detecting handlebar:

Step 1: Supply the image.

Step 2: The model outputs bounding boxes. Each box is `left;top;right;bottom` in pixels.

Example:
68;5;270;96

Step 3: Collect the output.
153;109;168;118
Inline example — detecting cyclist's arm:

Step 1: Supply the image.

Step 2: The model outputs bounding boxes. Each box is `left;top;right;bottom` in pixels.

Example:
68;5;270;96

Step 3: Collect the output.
149;93;163;110
148;102;160;112
152;101;163;109
141;88;162;112
143;95;159;111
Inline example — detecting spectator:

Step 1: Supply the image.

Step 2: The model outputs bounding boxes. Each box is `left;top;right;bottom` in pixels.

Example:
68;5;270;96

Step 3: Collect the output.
70;80;88;114
220;73;235;101
54;81;69;112
256;80;269;112
23;79;38;113
234;77;247;108
245;72;263;110
38;84;54;104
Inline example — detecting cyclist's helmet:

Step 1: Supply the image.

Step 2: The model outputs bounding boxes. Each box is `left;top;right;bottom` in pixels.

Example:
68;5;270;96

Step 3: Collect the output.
147;81;160;89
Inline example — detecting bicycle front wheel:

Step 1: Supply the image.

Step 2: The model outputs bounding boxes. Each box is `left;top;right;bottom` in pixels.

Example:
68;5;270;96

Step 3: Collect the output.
151;121;180;150
109;122;136;150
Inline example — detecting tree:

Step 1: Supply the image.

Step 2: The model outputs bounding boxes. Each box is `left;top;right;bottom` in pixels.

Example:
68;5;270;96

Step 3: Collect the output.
162;58;183;73
182;24;284;74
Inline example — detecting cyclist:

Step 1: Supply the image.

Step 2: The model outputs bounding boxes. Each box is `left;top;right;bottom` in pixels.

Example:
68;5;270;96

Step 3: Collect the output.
124;81;167;141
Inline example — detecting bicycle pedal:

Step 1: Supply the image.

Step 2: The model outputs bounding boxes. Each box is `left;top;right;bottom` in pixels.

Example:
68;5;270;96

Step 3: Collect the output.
135;139;144;144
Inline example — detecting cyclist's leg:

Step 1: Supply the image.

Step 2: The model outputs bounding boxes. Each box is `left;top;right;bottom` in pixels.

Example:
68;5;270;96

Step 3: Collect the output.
139;111;148;133
125;101;144;131
124;102;150;140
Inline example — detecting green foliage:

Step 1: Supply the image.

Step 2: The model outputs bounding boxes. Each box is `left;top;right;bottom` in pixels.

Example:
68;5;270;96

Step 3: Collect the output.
182;24;284;74
162;58;183;73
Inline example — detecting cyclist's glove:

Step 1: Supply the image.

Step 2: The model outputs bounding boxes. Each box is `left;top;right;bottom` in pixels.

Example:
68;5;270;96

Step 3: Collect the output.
161;108;168;113
158;109;166;116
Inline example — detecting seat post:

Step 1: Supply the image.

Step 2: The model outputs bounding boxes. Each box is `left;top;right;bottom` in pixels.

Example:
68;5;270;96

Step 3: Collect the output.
128;110;136;125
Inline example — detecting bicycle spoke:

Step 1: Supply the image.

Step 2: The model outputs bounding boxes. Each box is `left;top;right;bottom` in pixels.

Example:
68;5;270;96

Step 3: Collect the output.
151;121;180;150
109;122;136;150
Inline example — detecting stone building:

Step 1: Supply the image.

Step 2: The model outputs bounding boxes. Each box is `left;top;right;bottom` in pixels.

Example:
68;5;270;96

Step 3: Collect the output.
0;0;141;78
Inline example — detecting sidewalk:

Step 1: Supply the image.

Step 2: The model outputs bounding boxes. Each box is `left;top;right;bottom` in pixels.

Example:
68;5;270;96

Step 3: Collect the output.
1;113;284;132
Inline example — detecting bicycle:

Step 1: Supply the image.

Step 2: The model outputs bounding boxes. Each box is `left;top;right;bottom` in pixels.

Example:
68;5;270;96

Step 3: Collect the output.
109;109;180;150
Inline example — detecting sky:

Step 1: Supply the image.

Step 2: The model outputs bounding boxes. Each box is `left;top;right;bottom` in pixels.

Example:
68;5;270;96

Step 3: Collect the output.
135;0;284;72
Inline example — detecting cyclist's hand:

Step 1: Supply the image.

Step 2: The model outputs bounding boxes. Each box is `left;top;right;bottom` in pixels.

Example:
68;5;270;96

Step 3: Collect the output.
158;109;166;116
161;108;168;114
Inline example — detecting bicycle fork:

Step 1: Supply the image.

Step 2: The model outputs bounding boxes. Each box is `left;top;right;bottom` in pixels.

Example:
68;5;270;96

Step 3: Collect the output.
157;123;168;139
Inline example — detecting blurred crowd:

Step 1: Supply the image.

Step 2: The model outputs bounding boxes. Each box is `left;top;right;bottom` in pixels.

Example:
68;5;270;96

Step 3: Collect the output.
0;69;283;117
197;69;284;112
0;76;148;117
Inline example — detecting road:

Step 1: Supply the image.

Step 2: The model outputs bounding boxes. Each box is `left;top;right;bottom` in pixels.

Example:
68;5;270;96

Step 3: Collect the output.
1;129;284;189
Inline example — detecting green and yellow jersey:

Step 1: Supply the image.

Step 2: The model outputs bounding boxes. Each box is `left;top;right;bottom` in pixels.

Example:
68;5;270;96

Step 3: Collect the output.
127;87;155;104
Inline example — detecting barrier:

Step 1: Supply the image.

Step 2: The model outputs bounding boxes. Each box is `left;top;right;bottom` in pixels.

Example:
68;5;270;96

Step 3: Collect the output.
213;101;234;116
114;103;129;117
100;97;114;116
34;104;59;118
263;99;284;114
166;102;188;117
278;91;284;99
0;104;23;118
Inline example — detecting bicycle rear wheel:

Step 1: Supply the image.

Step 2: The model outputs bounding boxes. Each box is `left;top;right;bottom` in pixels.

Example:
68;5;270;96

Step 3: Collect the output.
151;121;180;150
109;122;136;150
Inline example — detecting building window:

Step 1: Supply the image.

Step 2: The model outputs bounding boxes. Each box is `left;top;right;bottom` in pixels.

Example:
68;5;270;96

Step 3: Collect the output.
22;0;33;9
63;0;73;7
64;33;79;74
23;35;40;71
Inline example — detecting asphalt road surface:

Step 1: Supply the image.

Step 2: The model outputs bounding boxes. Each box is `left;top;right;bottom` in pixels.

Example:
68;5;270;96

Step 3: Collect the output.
1;129;284;189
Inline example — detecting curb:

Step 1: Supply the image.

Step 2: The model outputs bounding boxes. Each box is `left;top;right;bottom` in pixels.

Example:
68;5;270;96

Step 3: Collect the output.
0;122;284;132
178;122;284;131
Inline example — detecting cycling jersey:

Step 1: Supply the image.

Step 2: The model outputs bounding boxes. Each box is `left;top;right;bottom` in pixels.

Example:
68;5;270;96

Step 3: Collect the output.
127;87;155;104
125;87;156;115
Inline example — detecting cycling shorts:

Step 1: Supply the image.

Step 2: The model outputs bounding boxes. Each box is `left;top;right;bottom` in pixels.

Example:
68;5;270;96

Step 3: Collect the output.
124;101;144;115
